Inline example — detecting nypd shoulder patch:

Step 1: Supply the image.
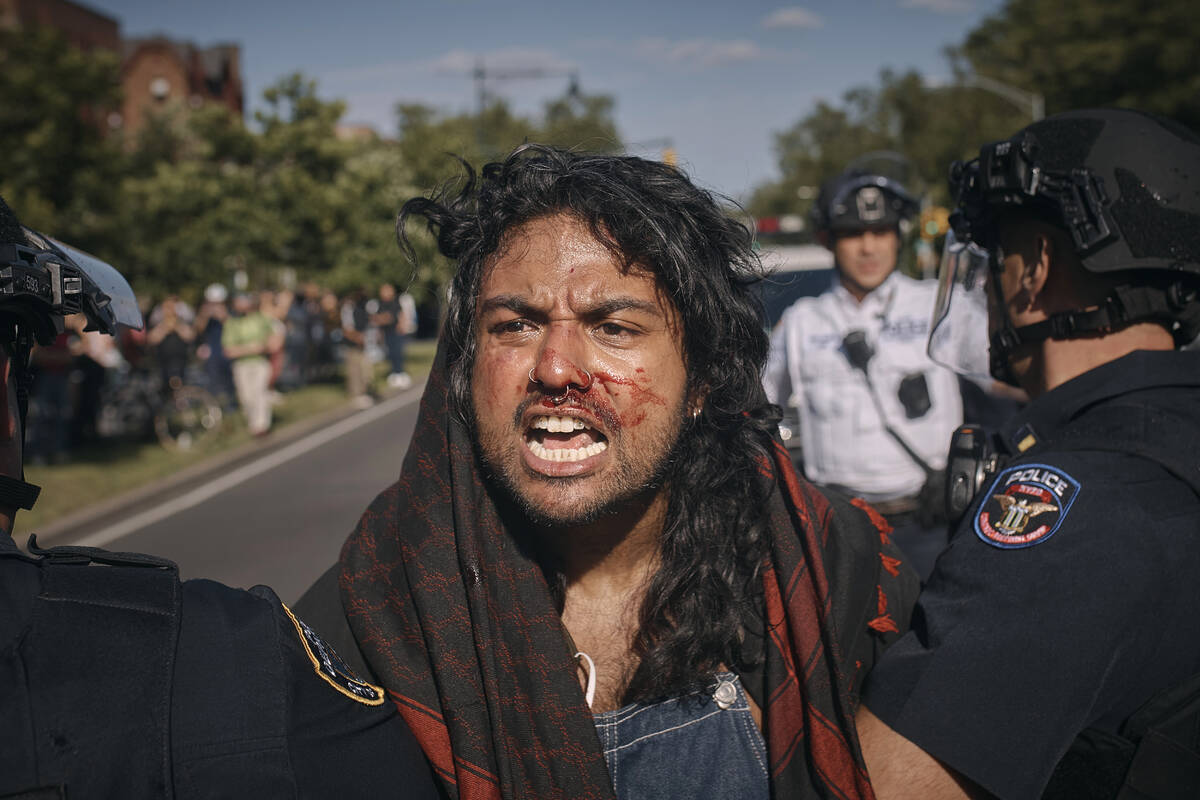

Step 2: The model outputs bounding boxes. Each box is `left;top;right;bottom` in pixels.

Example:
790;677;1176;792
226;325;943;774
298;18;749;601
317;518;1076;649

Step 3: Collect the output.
975;462;1081;549
281;602;386;706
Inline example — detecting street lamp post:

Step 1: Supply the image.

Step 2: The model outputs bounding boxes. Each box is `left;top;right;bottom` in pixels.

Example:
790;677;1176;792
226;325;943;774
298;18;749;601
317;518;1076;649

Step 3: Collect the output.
960;73;1044;121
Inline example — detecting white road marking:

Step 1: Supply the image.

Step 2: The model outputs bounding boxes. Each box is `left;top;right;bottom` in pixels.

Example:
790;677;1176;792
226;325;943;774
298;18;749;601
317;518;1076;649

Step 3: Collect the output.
71;388;423;549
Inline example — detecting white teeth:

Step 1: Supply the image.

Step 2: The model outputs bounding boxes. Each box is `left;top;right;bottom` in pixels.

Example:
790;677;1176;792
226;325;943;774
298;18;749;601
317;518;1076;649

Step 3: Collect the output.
526;439;608;463
531;415;590;432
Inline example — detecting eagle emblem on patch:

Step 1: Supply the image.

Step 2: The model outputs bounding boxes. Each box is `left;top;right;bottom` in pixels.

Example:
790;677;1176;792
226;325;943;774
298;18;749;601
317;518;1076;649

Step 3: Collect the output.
975;462;1080;549
281;603;385;706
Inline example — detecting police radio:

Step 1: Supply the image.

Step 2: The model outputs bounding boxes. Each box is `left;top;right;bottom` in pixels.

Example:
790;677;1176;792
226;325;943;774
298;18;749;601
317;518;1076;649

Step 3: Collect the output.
944;424;1007;524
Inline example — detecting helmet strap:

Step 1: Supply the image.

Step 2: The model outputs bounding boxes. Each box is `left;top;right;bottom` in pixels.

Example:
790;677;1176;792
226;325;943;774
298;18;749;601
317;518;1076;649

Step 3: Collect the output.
0;332;41;512
989;282;1199;383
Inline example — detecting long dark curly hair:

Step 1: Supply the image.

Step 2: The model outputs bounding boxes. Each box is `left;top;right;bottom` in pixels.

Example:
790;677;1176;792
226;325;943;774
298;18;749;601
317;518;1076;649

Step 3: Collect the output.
398;144;779;702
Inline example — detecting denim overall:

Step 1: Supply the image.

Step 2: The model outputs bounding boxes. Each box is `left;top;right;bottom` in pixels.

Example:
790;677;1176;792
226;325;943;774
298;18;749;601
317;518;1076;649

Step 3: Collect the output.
593;672;770;800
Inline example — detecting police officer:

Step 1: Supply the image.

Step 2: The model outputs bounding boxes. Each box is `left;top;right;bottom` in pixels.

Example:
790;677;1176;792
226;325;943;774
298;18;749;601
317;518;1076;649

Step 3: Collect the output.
857;109;1200;799
0;197;439;799
763;168;963;579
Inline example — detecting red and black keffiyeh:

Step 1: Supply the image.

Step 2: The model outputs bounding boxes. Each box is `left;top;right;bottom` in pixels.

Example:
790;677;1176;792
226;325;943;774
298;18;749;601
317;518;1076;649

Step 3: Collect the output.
338;342;915;799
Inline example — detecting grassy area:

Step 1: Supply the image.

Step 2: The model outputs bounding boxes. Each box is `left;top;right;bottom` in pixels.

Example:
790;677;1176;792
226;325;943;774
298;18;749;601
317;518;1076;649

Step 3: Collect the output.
16;340;437;536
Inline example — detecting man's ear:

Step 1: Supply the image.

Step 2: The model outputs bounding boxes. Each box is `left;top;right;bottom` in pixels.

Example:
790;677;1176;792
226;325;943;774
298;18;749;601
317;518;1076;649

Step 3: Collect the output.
1020;231;1054;304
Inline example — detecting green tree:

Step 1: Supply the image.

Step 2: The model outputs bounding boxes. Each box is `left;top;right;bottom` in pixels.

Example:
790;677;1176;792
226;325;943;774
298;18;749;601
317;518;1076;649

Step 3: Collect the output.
955;0;1200;130
0;26;123;239
396;86;623;192
541;91;621;154
752;0;1200;225
392;86;623;299
107;75;362;297
748;70;1025;220
325;142;425;296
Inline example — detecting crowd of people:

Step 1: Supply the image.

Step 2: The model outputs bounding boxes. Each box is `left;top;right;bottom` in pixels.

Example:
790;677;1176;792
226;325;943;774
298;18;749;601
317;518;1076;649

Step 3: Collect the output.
25;280;418;461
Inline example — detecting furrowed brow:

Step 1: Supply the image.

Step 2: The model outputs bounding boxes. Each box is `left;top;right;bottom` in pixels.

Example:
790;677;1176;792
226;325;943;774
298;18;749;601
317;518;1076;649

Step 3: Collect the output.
578;297;662;319
478;295;663;320
478;294;540;318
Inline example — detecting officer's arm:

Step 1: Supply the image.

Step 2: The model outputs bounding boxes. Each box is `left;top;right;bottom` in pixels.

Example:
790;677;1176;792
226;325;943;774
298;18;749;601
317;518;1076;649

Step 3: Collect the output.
857;705;988;800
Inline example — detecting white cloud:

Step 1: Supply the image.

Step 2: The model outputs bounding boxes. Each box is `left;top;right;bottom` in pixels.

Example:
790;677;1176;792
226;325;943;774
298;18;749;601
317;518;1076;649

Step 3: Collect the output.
899;0;972;12
636;38;764;68
761;7;824;29
429;47;575;76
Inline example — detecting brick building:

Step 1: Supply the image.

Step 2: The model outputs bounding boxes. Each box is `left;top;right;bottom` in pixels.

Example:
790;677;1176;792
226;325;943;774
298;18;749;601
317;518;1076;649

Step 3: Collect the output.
0;0;243;136
121;37;243;134
0;0;118;52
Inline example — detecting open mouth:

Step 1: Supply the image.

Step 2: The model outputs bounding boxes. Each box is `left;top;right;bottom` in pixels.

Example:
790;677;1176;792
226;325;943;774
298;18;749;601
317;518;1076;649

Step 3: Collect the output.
524;414;609;463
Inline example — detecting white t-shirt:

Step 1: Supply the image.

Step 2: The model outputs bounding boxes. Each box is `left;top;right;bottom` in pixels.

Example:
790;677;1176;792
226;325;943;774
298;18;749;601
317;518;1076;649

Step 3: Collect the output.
763;271;962;501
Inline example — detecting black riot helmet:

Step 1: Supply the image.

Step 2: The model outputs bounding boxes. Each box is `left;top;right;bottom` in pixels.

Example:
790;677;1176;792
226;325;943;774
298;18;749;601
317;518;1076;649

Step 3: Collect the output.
0;195;142;509
810;170;919;235
929;109;1200;383
0;197;142;344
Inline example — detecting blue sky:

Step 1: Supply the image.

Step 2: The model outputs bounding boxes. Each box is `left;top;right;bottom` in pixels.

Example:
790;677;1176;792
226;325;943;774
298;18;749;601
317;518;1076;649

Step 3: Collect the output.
88;0;1005;202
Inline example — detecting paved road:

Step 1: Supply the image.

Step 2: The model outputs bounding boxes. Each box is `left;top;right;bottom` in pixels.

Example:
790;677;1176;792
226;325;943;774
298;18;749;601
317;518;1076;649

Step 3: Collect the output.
55;386;424;604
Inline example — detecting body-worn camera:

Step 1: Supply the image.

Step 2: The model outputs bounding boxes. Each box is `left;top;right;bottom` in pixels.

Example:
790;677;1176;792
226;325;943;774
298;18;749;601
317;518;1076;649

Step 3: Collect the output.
944;424;1007;524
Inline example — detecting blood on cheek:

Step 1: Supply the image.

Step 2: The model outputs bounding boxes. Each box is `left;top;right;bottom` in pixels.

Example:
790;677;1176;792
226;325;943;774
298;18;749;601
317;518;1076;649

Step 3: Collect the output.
593;371;666;428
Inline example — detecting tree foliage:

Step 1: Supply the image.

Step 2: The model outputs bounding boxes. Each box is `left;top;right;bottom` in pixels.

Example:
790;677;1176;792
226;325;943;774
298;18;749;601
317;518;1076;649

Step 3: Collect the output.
0;26;123;238
1;35;621;305
392;88;623;297
751;0;1200;221
396;88;622;194
749;69;1026;218
955;0;1200;131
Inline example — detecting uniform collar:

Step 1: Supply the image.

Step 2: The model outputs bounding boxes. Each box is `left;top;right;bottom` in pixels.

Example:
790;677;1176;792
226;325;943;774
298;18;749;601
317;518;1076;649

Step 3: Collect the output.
831;270;898;314
0;533;18;555
1003;349;1200;451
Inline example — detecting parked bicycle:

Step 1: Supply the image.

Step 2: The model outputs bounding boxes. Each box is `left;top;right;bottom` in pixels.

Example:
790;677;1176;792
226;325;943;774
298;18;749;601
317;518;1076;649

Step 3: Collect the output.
97;364;223;450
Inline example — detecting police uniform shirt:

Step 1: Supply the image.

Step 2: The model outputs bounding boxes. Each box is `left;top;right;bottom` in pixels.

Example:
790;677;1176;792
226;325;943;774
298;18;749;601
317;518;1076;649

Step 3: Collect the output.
861;350;1200;799
0;537;439;799
763;271;962;501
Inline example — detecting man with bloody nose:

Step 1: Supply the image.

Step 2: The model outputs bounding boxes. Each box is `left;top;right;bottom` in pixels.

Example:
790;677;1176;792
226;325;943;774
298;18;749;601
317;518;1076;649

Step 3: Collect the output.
297;144;917;800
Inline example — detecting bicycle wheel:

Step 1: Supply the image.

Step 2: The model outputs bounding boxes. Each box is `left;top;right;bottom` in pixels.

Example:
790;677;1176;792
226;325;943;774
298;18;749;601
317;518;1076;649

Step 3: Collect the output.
155;386;223;450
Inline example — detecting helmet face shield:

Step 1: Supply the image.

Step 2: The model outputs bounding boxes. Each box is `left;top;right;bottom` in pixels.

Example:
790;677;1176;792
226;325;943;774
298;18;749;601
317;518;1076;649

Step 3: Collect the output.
49;236;143;332
927;229;993;381
0;227;144;345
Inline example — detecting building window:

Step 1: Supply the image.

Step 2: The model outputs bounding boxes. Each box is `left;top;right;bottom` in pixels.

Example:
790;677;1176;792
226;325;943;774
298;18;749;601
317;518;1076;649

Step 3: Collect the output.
150;76;170;101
